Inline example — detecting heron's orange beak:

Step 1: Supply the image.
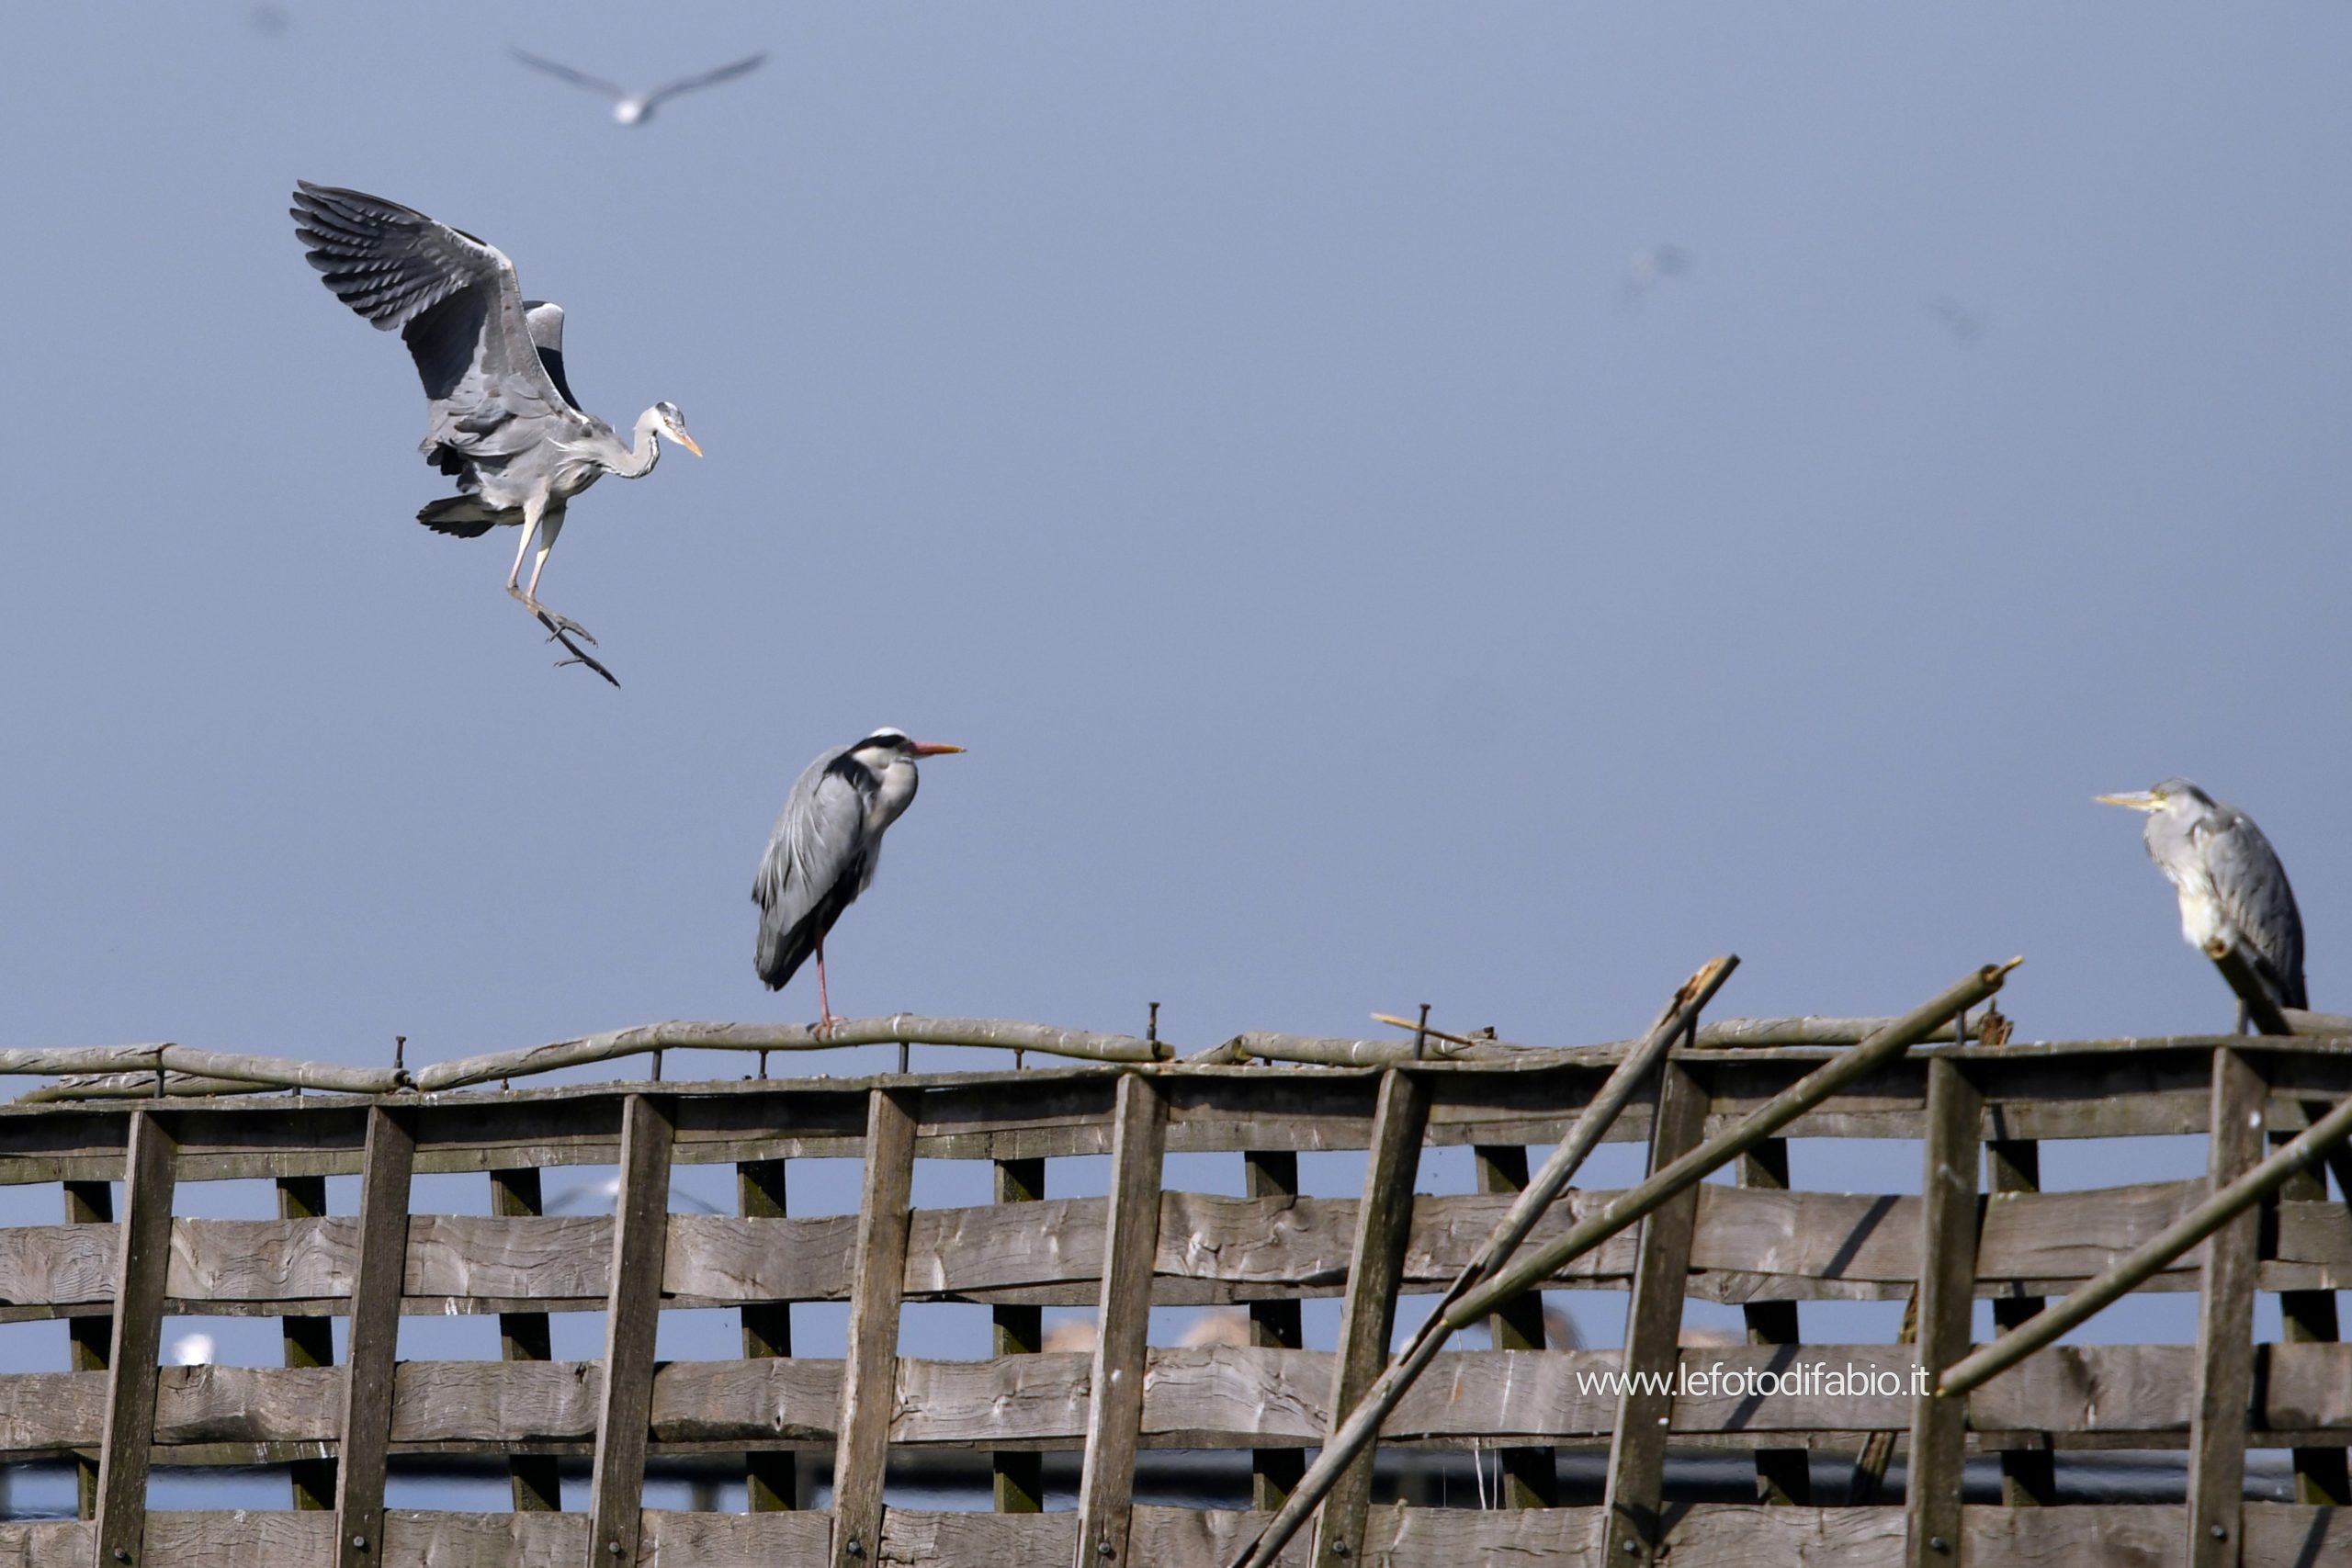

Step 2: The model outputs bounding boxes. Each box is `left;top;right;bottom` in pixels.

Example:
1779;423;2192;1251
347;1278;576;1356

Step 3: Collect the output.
2094;792;2160;812
910;741;967;757
676;433;704;457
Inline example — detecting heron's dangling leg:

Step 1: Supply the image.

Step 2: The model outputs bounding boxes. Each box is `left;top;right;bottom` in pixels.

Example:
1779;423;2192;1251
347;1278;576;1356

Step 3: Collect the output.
505;506;595;645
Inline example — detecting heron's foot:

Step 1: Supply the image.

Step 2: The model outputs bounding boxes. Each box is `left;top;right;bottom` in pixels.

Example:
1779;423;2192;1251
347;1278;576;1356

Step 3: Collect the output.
532;608;597;646
812;1012;846;1041
534;612;621;688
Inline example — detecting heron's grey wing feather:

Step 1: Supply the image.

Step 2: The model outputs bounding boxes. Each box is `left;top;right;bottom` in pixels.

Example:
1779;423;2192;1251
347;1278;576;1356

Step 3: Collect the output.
293;183;580;488
752;752;872;982
2207;812;2307;1009
509;47;628;99
522;300;583;412
644;51;766;107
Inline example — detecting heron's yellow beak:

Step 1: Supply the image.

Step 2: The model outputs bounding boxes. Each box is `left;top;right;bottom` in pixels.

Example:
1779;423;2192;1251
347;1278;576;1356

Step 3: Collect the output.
910;741;966;757
676;434;704;457
2094;792;2160;812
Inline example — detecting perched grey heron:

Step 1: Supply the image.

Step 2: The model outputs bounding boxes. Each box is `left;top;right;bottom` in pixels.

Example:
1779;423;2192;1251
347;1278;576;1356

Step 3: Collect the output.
753;728;967;1029
2097;778;2307;1014
291;181;701;684
510;47;766;126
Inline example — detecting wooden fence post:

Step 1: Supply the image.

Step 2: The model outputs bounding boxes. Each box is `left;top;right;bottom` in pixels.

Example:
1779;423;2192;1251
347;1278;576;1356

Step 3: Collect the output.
1311;1068;1430;1567
93;1110;175;1568
1076;1073;1170;1568
333;1104;415;1568
587;1095;675;1568
489;1167;565;1512
277;1174;339;1511
1981;1014;2057;1505
1734;1136;1810;1506
2267;1100;2352;1503
1905;1057;1984;1567
1600;1059;1708;1564
2188;1045;2264;1567
737;1156;797;1513
992;1155;1046;1514
1473;1142;1559;1507
1243;1149;1306;1513
831;1089;920;1568
62;1178;114;1521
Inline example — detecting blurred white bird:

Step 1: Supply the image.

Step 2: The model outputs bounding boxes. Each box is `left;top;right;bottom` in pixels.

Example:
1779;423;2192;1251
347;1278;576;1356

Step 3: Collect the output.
1622;244;1690;303
510;47;767;126
172;1332;216;1367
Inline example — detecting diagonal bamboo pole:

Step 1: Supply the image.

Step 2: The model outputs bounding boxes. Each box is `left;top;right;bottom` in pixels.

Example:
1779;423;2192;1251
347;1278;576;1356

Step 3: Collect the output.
1224;953;1737;1568
1227;956;2018;1568
1936;1073;2352;1401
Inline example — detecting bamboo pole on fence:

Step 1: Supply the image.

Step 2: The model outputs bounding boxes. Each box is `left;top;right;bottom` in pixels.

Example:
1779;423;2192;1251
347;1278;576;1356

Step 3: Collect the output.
414;1015;1169;1090
0;1044;403;1095
1937;1074;2352;1398
1227;956;2013;1568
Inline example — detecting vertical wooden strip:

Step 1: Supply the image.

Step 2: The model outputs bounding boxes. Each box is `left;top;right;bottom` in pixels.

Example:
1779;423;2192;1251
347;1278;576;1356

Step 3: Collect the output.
490;1166;564;1513
2188;1045;2265;1567
333;1104;415;1568
62;1179;113;1521
587;1095;676;1568
277;1175;339;1510
737;1156;797;1514
1311;1068;1430;1568
93;1111;175;1568
1734;1138;1811;1506
830;1089;919;1568
2269;1115;2352;1504
1985;1094;2057;1500
1473;1143;1559;1507
1904;1057;1984;1568
1599;1058;1708;1565
1076;1074;1171;1568
991;1156;1046;1514
1243;1149;1306;1512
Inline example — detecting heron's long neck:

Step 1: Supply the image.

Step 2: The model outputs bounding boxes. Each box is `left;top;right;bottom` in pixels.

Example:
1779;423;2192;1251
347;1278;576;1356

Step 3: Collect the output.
612;410;663;479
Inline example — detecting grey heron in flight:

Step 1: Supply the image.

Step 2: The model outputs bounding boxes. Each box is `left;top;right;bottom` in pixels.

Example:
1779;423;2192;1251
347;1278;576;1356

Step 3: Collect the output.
510;47;766;126
291;181;701;685
2097;778;2307;1015
754;728;967;1030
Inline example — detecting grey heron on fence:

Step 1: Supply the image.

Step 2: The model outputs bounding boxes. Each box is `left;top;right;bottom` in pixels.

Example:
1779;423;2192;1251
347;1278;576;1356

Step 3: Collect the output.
2097;778;2307;1017
510;47;766;126
291;181;702;685
754;728;967;1030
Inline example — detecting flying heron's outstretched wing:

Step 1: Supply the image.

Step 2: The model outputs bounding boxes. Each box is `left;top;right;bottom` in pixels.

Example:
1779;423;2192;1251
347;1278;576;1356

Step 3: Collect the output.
292;182;582;496
645;51;767;109
752;749;876;990
521;300;582;412
509;46;628;99
2206;807;2307;1010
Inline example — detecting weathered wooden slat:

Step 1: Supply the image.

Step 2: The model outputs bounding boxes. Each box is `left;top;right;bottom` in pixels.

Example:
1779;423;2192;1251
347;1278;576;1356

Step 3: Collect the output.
587;1096;675;1568
381;1508;586;1568
1076;1072;1170;1568
2267;1103;2352;1504
830;1089;919;1568
1242;1149;1306;1511
1982;1024;2055;1506
1600;1058;1710;1564
1733;1137;1809;1506
2188;1044;2264;1567
488;1167;563;1512
277;1174;339;1511
989;1155;1045;1514
333;1104;416;1568
1472;1141;1559;1507
1905;1056;1984;1566
62;1177;112;1520
734;1156;795;1513
94;1110;175;1568
1312;1068;1430;1566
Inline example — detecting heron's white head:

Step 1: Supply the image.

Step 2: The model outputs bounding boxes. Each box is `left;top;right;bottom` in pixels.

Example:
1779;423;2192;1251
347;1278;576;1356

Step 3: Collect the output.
650;400;702;457
853;727;967;765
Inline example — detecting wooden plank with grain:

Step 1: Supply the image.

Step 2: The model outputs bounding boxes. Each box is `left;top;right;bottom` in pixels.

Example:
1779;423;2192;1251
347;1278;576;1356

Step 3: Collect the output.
829;1088;920;1568
332;1104;416;1568
2188;1044;2264;1567
735;1156;796;1513
1904;1055;1984;1567
991;1155;1046;1515
62;1178;112;1520
1310;1068;1430;1568
1075;1073;1171;1568
93;1110;175;1568
586;1096;675;1568
1243;1149;1306;1511
489;1167;563;1512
